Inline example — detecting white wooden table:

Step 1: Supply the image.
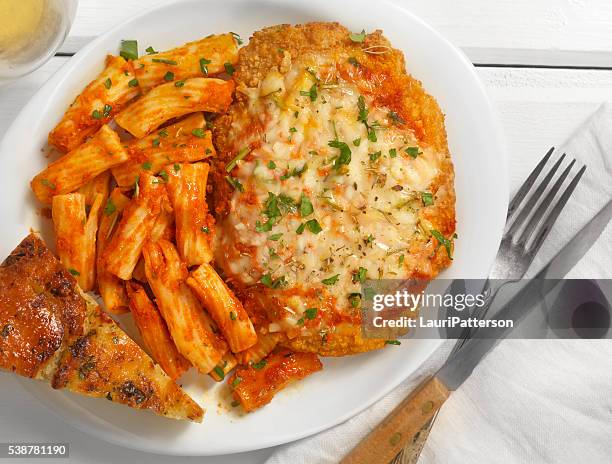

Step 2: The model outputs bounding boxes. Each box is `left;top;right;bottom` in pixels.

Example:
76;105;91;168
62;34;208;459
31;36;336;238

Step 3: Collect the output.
1;1;612;463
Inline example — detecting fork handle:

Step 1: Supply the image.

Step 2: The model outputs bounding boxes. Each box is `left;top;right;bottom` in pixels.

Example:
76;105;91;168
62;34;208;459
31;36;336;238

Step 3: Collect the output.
340;377;450;464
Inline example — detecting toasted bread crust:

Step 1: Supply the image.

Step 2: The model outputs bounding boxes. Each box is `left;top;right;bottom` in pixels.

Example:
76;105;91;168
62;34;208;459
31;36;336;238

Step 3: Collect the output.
0;234;203;422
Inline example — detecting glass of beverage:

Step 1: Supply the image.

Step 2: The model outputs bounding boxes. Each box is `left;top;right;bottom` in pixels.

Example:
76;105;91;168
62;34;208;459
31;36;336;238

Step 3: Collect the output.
0;0;78;85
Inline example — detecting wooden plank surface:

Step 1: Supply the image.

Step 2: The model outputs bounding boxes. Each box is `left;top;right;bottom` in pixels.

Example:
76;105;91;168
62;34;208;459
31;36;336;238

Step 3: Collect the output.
59;0;612;67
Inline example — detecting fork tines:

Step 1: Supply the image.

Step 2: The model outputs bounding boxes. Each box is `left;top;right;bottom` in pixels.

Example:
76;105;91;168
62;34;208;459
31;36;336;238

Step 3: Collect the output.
505;146;587;257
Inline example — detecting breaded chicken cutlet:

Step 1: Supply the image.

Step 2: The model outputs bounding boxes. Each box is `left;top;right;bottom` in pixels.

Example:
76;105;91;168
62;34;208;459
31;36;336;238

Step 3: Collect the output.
210;22;456;356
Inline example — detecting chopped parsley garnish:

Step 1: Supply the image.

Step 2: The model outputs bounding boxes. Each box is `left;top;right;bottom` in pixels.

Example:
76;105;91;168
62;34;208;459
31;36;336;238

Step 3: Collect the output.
252;360;267;370
280;163;308;180
365;234;375;244
201;226;210;234
297;317;305;326
104;199;116;216
152;58;177;65
430;229;453;259
296;223;306;234
389;148;397;158
231;32;243;45
128;78;139;87
322;274;340;285
349;30;366;43
405;146;420;158
349;293;362;308
305;219;322;234
399;254;405;266
260;273;286;289
199;57;212;75
357;96;368;123
348;56;360;67
229;311;237;321
269;233;283;241
41;178;56;189
225;176;244;192
328;140;352;170
299;193;314;217
353;137;361;147
305;308;318;320
353;267;367;284
145;46;157;54
152;138;160;147
103;78;112;89
158;170;169;183
174;80;185;87
224;62;235;75
68;268;80;276
256;192;296;232
142;161;152;170
267;160;276;169
421;192;434;206
191;128;206;138
231;376;242;388
256;220;273;232
213;366;225;379
158;128;168;137
103;104;112;117
91;109;102;120
369;151;382;162
300;83;318;102
388;111;406;125
357;95;377;142
385;339;401;345
257;195;281;231
119;39;138;60
225;147;250;173
163;71;174;81
289;127;297;133
173;163;181;172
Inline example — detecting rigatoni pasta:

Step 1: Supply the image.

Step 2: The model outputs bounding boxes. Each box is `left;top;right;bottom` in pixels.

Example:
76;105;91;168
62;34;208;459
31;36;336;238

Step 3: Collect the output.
126;281;191;380
96;188;131;314
112;131;215;187
229;349;322;412
52;192;104;291
48;55;140;152
114;77;234;138
32;124;128;204
166;162;215;266
133;33;239;92
234;333;283;365
101;173;164;280
77;171;110;207
142;239;226;374
187;263;257;353
208;352;238;382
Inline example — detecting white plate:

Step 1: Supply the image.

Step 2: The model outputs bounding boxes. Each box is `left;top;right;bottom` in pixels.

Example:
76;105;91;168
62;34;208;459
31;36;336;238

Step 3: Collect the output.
0;0;508;456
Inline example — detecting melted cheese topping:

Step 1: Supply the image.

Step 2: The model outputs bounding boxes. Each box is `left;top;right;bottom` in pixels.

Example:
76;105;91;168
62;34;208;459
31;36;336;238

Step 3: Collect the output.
215;60;446;330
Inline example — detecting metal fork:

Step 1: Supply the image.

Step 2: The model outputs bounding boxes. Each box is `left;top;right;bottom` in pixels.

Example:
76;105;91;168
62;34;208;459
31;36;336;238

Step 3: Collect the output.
391;146;587;464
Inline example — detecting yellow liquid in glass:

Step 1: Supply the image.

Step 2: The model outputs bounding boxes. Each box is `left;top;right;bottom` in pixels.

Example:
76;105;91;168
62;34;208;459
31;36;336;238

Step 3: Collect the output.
0;0;47;55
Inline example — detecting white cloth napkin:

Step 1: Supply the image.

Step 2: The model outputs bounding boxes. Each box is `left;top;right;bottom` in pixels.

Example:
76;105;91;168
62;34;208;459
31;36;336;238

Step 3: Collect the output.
265;103;612;464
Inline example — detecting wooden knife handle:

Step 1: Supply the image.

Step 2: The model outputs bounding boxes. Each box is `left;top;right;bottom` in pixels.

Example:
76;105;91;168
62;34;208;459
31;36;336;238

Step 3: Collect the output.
340;376;450;464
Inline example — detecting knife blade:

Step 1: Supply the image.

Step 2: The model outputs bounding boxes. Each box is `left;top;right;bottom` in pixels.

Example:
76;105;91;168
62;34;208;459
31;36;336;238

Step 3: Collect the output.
341;199;612;464
438;198;612;390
